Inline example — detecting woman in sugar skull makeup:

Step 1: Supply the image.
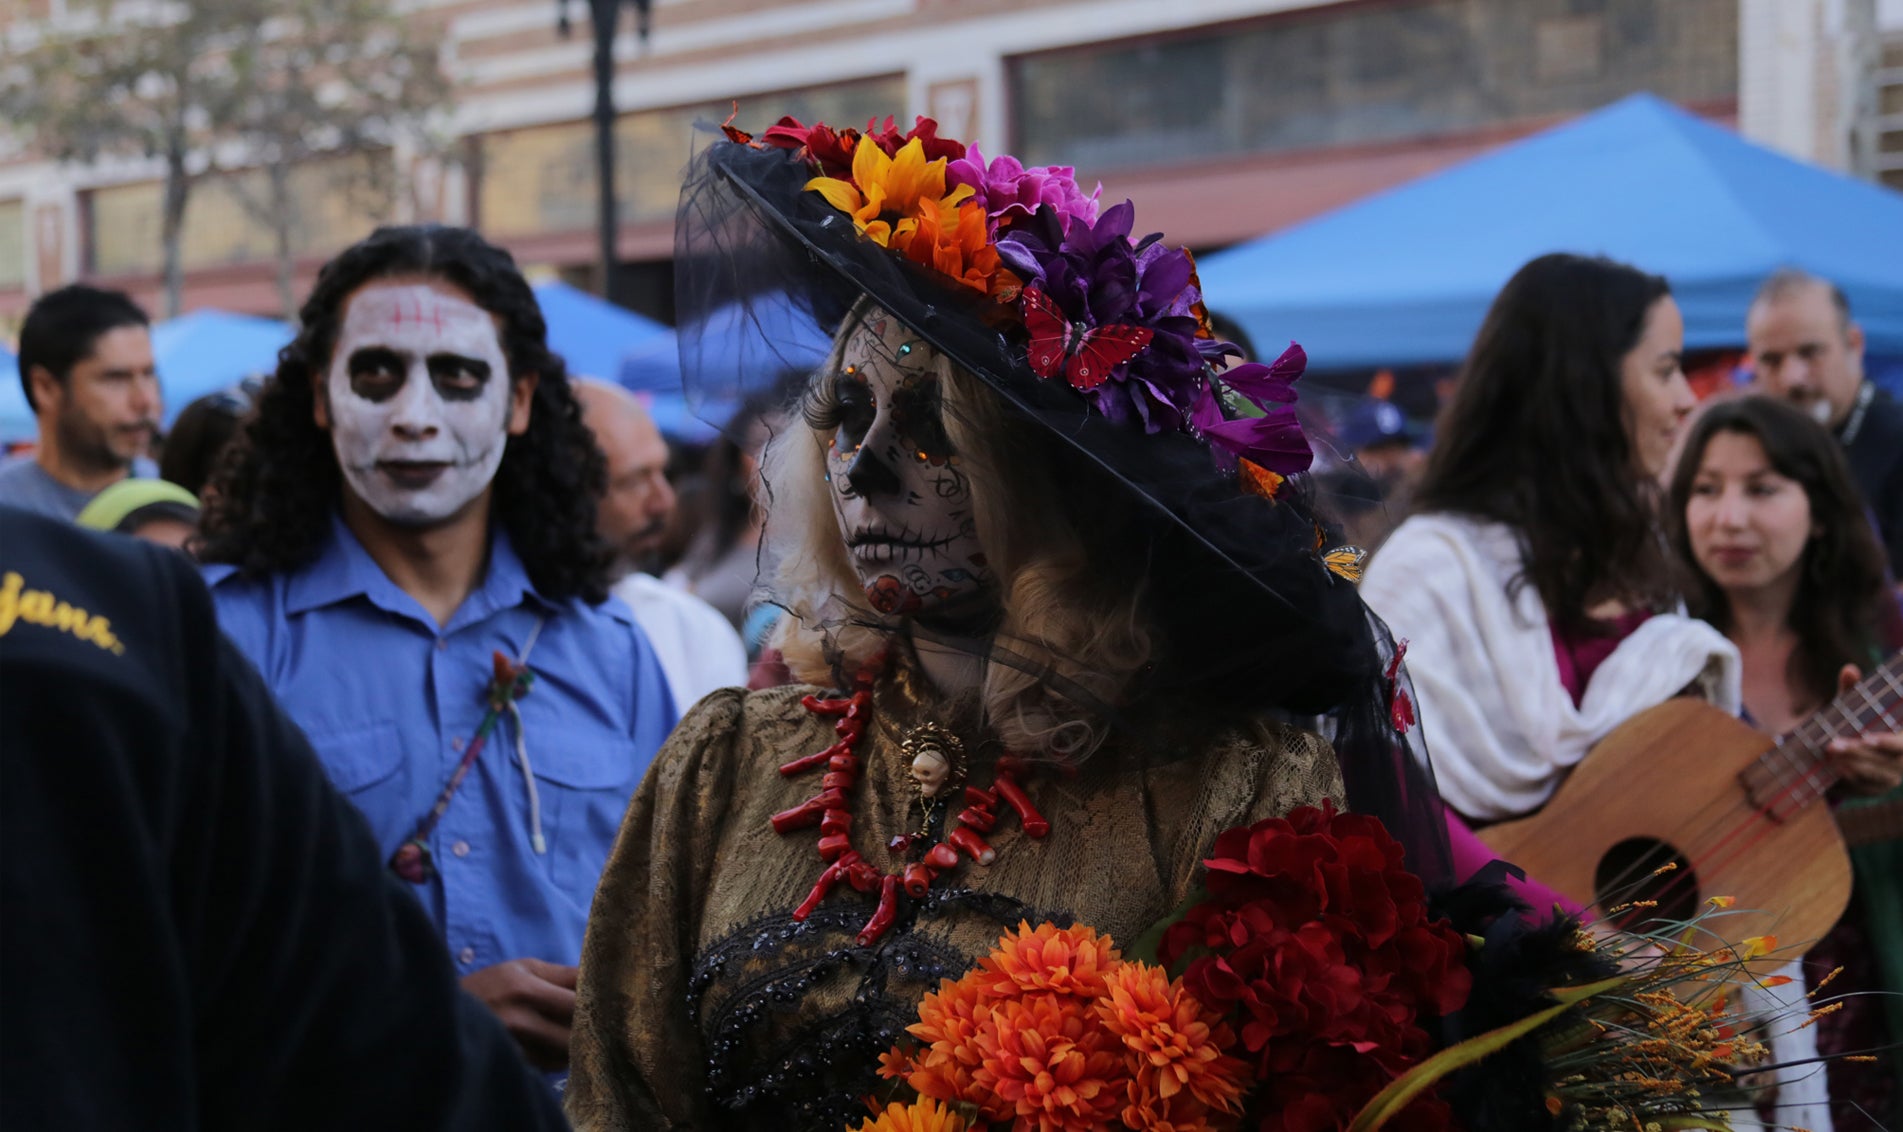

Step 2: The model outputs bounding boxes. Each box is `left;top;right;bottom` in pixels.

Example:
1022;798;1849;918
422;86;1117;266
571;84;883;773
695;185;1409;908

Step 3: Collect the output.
196;226;678;1077
563;122;1488;1132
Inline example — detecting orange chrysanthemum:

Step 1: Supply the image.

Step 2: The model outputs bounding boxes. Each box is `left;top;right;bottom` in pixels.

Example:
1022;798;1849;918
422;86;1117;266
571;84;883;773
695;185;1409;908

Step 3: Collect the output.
901;976;994;1105
807;135;973;250
849;1096;970;1132
899;193;1010;296
1098;962;1250;1116
976;921;1120;1001
1122;1077;1232;1132
971;993;1127;1132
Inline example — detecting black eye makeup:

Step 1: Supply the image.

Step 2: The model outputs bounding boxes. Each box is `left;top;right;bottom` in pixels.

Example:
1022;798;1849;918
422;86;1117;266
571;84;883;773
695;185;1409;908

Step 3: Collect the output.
889;375;953;462
346;347;407;400
428;354;493;400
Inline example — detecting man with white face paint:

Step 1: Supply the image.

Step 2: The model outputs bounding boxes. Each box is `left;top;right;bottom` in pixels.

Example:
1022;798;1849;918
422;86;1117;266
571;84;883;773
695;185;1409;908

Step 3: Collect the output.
196;227;678;1080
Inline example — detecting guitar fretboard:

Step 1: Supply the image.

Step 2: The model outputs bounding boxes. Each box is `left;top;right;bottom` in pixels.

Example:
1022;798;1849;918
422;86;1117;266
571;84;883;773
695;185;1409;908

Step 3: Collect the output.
1751;652;1903;815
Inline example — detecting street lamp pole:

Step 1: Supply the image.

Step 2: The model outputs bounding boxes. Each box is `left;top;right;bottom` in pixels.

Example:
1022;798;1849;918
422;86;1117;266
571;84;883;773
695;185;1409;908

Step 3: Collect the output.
557;0;651;302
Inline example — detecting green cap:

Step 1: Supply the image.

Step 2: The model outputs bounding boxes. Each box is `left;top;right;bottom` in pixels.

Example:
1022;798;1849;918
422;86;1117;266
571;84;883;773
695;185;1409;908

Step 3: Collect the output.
76;478;201;533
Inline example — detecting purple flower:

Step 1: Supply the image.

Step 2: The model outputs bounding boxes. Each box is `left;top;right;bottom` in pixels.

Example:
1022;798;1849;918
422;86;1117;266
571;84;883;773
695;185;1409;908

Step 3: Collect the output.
947;144;1101;237
1189;345;1315;473
997;199;1313;471
1000;203;1216;431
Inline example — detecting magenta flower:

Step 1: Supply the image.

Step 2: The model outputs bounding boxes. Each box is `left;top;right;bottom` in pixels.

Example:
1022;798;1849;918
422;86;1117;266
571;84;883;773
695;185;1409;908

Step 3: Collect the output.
947;144;1102;236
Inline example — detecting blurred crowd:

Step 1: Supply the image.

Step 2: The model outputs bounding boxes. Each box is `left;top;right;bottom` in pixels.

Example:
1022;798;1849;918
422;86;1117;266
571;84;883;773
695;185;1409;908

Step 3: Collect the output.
2;228;1899;1131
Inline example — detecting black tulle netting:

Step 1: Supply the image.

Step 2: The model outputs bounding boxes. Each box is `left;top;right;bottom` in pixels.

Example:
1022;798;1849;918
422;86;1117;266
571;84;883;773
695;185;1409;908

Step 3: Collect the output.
672;128;1452;886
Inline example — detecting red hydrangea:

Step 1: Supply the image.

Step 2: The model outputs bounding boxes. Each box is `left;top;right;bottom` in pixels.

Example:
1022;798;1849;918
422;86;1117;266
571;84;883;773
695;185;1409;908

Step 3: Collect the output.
762;115;965;179
1159;802;1471;1132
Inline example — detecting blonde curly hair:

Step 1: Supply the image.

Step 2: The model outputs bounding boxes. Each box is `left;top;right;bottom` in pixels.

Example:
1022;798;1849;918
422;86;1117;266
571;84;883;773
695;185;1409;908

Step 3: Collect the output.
759;304;1155;761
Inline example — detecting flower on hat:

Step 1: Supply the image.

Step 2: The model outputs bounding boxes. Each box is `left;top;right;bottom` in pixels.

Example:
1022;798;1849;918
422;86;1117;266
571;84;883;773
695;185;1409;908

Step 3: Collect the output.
806;136;973;250
765;114;965;178
771;115;1316;479
948;143;1102;236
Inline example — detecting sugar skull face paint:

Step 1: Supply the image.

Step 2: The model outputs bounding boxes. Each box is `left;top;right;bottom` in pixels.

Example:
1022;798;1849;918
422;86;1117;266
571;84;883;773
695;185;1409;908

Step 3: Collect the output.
320;281;521;526
816;308;993;617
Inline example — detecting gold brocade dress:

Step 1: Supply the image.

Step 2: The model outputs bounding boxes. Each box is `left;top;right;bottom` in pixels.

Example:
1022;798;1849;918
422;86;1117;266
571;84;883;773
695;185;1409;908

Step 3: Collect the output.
565;667;1344;1132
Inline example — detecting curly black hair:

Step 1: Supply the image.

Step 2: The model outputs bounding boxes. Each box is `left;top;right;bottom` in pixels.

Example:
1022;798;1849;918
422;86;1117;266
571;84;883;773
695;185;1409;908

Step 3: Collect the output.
196;225;614;603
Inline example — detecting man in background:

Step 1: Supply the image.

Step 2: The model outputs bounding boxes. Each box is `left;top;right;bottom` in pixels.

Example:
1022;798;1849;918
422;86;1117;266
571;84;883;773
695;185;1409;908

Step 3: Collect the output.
0;507;566;1130
577;378;747;710
1747;267;1903;571
0;284;160;519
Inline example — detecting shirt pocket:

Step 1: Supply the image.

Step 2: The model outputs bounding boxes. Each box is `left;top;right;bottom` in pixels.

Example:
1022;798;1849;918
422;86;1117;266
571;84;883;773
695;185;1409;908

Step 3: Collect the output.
303;720;407;794
523;724;646;902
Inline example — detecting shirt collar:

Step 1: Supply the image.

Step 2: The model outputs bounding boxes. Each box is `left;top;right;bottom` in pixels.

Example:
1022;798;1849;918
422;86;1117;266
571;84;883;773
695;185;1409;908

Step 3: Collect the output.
1838;381;1878;448
285;511;564;626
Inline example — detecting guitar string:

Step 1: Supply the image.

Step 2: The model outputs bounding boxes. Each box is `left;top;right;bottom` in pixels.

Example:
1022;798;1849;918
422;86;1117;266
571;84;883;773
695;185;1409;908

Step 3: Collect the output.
1610;707;1856;918
1604;681;1890;924
1580;664;1897;921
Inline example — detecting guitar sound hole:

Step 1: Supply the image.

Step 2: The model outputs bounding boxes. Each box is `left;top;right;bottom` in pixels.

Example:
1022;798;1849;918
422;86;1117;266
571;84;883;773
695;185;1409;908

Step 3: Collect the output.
1594;838;1699;928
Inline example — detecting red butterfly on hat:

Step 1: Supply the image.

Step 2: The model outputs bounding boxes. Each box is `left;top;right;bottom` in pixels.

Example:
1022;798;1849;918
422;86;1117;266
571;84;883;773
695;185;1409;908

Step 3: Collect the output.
1019;287;1152;391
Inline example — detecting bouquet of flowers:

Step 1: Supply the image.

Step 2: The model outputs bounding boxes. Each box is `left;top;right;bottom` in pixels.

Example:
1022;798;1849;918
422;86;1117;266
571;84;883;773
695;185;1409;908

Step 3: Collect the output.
848;804;1805;1132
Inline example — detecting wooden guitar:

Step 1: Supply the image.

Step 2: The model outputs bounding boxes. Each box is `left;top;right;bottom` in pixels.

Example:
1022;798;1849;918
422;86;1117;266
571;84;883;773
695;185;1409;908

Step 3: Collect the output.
1477;654;1903;944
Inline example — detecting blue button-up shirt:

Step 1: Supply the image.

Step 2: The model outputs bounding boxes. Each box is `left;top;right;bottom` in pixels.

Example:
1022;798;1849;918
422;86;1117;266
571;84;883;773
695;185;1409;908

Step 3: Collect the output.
206;515;676;974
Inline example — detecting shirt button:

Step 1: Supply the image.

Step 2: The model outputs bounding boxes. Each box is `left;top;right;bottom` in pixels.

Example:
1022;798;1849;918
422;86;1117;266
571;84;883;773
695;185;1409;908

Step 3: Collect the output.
451;737;465;752
436;638;448;652
452;839;471;858
458;947;475;966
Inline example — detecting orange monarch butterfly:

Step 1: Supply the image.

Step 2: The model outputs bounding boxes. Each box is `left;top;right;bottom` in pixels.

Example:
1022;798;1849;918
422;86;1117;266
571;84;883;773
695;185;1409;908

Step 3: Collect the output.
1322;545;1367;584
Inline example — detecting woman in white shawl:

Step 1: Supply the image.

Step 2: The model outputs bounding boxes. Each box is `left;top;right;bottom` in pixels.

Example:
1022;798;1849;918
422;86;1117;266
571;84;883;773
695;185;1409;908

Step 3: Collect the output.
1360;253;1849;1127
1362;253;1738;824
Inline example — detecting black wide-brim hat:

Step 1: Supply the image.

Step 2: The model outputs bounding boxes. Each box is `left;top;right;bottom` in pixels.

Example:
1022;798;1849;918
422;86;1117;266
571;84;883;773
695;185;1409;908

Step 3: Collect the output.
675;127;1449;877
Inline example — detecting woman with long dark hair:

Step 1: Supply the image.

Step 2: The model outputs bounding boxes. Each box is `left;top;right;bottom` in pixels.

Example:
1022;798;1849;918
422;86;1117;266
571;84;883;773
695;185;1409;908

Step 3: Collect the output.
1669;396;1903;1131
1361;252;1738;822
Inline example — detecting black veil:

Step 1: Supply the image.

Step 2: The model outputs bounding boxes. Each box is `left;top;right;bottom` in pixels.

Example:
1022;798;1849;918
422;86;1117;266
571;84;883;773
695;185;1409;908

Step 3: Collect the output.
672;127;1453;886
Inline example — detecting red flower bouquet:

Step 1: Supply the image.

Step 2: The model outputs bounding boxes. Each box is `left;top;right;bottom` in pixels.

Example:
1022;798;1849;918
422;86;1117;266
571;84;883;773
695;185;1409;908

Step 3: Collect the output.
1157;802;1471;1132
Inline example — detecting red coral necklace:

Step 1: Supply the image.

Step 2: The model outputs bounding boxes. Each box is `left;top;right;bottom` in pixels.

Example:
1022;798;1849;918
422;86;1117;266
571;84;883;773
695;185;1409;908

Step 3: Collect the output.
770;658;1050;946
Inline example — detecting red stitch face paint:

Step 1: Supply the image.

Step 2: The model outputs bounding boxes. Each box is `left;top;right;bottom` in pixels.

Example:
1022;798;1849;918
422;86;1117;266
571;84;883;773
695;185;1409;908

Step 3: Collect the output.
325;282;514;526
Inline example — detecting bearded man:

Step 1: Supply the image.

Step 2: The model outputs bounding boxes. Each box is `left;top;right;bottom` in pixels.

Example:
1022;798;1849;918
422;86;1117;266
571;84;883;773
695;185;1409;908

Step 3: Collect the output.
0;284;160;519
197;226;677;1074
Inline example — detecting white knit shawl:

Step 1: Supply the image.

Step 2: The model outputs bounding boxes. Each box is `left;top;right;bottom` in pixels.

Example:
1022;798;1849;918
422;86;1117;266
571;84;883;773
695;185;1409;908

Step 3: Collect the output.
1360;513;1742;821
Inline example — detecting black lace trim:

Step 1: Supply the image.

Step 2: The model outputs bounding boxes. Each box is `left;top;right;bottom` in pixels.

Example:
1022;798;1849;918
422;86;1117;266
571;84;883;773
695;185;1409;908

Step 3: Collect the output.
687;887;1073;1131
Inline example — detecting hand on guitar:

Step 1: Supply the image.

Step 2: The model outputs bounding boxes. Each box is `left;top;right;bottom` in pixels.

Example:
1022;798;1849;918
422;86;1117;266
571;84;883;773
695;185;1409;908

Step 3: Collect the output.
1828;664;1903;795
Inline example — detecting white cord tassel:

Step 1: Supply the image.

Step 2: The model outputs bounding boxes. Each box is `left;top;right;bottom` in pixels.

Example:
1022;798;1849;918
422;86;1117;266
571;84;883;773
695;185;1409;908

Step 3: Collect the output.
508;700;547;855
512;617;549;854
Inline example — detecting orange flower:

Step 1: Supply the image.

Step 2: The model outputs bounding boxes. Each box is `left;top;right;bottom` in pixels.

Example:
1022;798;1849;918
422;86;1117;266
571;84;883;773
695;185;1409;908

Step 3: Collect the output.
902;976;994;1105
899;193;1008;296
1122;1077;1234;1132
977;921;1120;1001
806;135;973;250
849;1097;970;1132
1098;962;1250;1116
972;993;1128;1131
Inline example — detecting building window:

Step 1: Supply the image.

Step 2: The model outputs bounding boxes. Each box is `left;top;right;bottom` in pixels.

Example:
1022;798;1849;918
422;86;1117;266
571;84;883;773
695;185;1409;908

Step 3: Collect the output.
1010;0;1738;172
0;200;25;290
477;73;906;240
84;153;393;277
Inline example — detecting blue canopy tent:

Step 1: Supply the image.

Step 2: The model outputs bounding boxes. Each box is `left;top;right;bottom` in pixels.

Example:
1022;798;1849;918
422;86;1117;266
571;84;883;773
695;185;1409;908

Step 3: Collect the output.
151;310;294;420
532;280;668;381
618;293;832;444
0;347;24;446
1197;93;1903;375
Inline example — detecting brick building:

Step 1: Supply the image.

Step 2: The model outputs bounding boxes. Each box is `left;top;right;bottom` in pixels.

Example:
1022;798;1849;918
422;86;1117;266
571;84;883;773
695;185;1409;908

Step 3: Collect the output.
0;0;1893;325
